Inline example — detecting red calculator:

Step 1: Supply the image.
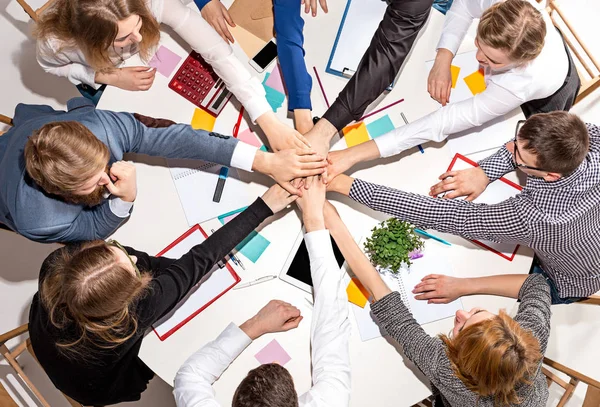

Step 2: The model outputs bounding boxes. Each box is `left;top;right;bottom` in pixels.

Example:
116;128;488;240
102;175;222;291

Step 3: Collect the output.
169;51;232;117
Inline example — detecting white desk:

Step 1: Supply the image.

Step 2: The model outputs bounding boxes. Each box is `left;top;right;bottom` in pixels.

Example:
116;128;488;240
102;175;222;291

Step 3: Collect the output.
99;3;534;405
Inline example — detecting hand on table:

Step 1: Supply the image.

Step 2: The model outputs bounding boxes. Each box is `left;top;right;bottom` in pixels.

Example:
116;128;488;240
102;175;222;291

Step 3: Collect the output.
429;167;490;201
114;67;156;91
412;274;466;304
261;183;300;213
265;121;312;152
105;161;137;202
201;0;236;44
302;0;328;16
240;300;303;340
427;49;454;106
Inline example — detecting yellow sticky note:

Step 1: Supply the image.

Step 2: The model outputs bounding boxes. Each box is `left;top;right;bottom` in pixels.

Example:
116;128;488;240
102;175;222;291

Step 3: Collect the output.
450;65;460;89
191;108;216;131
230;25;267;58
346;278;370;308
342;122;370;148
463;69;486;95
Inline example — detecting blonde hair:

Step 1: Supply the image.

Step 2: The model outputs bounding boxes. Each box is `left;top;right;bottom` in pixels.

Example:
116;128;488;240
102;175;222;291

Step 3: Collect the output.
35;0;161;72
440;310;543;406
40;241;152;359
24;121;110;196
477;0;546;64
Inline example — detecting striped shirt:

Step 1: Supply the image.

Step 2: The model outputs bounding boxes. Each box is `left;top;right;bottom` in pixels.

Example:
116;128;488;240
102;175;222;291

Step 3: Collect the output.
349;123;600;298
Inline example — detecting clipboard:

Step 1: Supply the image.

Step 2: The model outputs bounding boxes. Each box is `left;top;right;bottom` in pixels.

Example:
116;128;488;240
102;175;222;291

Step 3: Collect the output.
152;224;240;341
326;0;391;85
447;154;522;261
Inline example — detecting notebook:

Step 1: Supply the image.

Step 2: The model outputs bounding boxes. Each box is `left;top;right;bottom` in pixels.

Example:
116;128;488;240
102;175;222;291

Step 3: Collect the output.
349;241;462;341
152;225;240;341
167;158;266;226
446;153;522;260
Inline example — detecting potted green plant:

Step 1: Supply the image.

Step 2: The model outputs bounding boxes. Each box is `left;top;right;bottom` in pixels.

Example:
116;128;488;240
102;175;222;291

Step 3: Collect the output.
364;218;424;274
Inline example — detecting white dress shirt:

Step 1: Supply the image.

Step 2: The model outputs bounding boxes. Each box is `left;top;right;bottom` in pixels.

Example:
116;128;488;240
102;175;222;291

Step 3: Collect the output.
173;229;351;407
374;0;569;158
36;0;271;122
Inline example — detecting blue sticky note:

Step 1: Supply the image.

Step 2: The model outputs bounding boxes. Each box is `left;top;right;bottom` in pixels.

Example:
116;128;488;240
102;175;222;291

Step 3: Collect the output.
262;73;285;112
236;230;270;263
260;145;268;152
366;115;395;139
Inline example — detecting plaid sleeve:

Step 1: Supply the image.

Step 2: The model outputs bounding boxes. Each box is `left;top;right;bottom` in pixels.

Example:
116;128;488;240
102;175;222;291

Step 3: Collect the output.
349;179;532;244
477;145;516;182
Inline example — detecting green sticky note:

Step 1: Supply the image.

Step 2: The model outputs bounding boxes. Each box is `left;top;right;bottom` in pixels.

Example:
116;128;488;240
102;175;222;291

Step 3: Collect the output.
366;115;395;139
236;230;270;263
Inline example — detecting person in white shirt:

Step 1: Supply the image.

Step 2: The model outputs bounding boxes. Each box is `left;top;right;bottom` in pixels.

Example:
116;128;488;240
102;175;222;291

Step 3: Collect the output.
324;0;580;182
34;0;308;151
173;178;351;407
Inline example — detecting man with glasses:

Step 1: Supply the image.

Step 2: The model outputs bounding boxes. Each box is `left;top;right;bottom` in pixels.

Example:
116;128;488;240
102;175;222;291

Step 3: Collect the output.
326;111;600;304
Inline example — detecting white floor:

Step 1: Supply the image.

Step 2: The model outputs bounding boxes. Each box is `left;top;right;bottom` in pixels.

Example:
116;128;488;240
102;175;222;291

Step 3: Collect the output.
1;0;599;406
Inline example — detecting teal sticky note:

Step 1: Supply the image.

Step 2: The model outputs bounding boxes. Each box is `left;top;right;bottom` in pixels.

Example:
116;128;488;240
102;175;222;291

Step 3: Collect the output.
260;145;268;152
366;115;395;139
262;73;285;112
236;231;270;263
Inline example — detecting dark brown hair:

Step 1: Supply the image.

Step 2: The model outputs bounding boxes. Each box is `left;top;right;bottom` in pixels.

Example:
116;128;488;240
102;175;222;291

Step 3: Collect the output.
477;0;546;64
35;0;161;72
232;363;299;407
40;241;152;359
24;121;110;196
518;111;589;175
440;311;543;406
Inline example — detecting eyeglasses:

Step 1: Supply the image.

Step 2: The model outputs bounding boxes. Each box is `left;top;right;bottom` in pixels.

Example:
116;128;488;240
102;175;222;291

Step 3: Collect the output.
107;239;141;278
512;120;548;172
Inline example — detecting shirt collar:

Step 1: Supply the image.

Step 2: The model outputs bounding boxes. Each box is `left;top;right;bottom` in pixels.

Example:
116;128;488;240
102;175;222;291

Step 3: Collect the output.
526;158;588;190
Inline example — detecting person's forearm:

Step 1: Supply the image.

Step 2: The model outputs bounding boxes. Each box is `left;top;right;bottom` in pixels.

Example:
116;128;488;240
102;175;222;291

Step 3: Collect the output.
255;111;282;144
294;109;313;134
344;140;382;168
435;48;454;65
325;208;391;300
328;174;354;196
461;274;530;299
94;70;117;86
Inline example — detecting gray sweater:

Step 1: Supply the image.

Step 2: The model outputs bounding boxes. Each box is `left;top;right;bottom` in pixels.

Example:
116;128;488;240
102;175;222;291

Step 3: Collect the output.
371;273;551;406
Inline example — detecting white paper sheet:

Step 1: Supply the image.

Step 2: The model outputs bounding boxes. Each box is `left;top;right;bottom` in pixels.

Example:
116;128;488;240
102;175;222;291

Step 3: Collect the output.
168;158;266;226
449;155;521;258
329;0;388;75
152;228;238;339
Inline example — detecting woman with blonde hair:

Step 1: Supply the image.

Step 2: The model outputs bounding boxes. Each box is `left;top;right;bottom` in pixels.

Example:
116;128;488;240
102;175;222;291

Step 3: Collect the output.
325;0;580;183
27;185;297;406
35;0;308;151
323;201;552;406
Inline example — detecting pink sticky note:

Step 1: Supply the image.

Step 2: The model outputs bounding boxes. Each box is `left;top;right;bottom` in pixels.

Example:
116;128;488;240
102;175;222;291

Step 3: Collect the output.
149;45;182;77
264;64;286;94
237;128;264;148
255;339;291;366
222;213;239;224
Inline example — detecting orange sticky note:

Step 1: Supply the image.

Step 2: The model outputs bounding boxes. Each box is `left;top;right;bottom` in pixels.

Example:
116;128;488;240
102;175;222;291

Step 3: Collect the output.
191;108;216;131
342;122;370;148
450;65;460;89
346;278;370;308
463;69;486;95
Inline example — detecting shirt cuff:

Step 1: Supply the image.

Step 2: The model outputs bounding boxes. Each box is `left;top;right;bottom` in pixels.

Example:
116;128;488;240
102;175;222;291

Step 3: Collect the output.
220;323;253;357
193;0;211;11
304;230;333;258
436;35;460;55
231;141;258;172
348;178;377;207
108;197;134;218
373;131;399;158
245;92;273;123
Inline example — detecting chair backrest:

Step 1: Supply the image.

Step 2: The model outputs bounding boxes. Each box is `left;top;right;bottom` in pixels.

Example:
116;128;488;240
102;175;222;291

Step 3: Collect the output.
15;0;55;23
542;356;600;407
537;0;600;104
0;324;82;407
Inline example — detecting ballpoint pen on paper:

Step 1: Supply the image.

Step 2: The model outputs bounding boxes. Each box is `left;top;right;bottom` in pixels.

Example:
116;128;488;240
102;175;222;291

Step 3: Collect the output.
401;112;424;154
233;275;277;290
414;228;452;246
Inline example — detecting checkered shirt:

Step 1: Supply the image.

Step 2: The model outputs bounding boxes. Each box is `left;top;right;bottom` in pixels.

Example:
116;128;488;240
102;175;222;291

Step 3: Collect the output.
349;123;600;298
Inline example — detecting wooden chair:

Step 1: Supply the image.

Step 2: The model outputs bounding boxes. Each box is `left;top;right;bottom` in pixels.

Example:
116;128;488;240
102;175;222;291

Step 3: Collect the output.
15;0;55;23
543;356;600;407
0;114;13;136
537;0;600;104
0;324;83;407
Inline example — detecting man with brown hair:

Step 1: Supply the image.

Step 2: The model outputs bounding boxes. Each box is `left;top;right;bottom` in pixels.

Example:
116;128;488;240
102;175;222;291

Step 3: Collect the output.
174;179;351;407
0;97;326;243
326;112;600;305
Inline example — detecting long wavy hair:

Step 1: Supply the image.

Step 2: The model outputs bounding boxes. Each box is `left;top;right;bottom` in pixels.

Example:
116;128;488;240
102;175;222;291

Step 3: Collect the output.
35;0;161;72
39;241;153;360
439;310;543;406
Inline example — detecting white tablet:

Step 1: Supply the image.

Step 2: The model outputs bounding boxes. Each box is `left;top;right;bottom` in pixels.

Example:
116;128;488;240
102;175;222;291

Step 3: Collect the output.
279;228;348;294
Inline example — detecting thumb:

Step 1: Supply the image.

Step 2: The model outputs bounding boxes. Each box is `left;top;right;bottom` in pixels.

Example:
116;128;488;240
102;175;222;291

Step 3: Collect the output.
104;178;118;195
133;66;150;72
281;181;302;197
